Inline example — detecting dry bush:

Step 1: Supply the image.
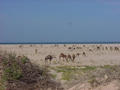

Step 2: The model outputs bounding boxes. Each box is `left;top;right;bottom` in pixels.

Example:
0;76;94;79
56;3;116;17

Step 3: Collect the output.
0;53;63;90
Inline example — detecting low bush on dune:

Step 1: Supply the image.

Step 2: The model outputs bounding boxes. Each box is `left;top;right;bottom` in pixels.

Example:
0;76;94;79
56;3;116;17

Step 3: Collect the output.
0;52;63;90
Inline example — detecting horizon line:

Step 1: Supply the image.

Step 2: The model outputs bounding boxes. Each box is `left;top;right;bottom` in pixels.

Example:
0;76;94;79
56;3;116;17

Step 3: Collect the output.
0;41;120;44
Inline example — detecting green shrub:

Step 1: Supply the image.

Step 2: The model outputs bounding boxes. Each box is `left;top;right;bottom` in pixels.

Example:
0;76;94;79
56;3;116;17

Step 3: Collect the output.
2;54;22;81
21;56;28;64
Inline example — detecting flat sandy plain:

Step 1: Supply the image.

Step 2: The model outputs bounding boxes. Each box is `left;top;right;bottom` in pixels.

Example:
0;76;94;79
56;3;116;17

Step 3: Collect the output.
0;44;120;66
1;44;120;90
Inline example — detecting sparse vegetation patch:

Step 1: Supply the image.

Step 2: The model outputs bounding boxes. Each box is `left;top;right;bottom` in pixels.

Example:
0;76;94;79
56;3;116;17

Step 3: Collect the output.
0;52;63;90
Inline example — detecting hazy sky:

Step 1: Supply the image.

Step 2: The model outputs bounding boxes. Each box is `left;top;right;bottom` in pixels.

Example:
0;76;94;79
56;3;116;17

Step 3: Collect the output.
1;0;120;42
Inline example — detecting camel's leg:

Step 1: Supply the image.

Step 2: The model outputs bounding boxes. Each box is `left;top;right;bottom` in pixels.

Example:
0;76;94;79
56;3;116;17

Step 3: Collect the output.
66;58;68;62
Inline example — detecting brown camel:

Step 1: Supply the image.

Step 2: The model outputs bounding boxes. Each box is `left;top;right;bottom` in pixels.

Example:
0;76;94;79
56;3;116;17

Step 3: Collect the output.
76;53;80;57
114;47;119;51
97;46;100;50
83;52;86;56
68;47;72;50
59;53;67;62
45;55;56;63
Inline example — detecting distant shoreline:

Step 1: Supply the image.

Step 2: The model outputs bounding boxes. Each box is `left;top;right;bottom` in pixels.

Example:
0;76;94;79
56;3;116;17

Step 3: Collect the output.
0;42;120;44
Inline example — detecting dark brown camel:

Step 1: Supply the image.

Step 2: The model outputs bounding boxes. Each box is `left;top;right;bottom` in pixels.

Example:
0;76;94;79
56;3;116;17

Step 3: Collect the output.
68;47;72;50
59;53;67;62
114;47;119;51
83;52;86;56
97;46;100;50
76;53;80;57
45;55;56;63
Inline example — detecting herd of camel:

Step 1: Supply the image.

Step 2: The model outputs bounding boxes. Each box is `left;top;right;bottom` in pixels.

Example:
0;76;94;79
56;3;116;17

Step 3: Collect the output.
18;44;120;64
44;45;120;63
45;52;86;63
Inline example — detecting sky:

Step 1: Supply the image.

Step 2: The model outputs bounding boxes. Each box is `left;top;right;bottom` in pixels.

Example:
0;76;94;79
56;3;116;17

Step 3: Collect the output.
1;0;120;42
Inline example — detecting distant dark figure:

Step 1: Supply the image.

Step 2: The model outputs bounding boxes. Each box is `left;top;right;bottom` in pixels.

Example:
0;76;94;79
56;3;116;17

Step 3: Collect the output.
76;53;80;56
19;45;23;48
59;53;67;61
114;47;119;51
105;46;108;50
45;55;56;63
72;54;76;62
83;52;86;56
64;44;66;47
89;49;93;52
73;47;76;50
97;46;100;50
83;45;86;47
68;47;72;50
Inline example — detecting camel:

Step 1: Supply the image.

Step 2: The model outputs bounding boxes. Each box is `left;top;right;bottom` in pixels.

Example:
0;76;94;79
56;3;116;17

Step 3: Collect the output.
76;53;80;57
97;46;100;50
82;52;86;56
59;53;67;62
68;47;72;50
45;55;56;64
114;47;119;51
